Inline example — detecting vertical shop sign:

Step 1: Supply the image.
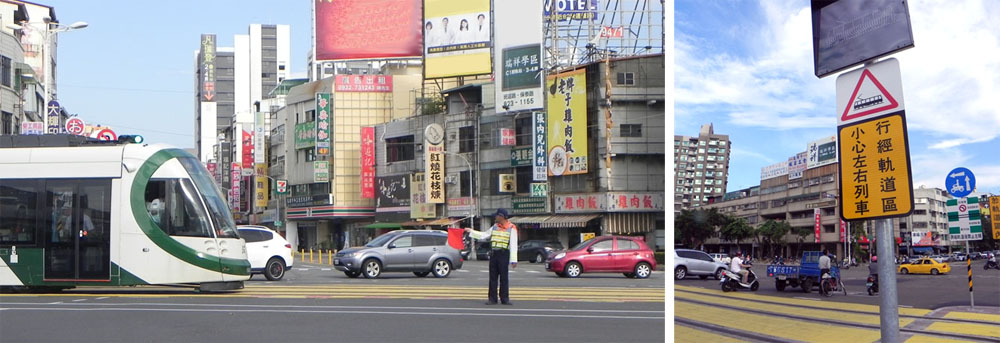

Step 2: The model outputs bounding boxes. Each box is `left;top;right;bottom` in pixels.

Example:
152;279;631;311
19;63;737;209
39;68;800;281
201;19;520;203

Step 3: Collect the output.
533;111;547;181
361;127;376;199
315;93;332;157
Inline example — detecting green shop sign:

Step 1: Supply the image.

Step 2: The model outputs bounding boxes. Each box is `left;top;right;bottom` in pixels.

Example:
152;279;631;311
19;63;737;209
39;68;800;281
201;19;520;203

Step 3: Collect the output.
294;121;316;149
512;195;548;215
511;147;532;167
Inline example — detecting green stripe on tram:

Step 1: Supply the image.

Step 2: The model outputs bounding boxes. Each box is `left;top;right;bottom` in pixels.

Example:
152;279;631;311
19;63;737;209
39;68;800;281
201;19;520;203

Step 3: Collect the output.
130;149;250;276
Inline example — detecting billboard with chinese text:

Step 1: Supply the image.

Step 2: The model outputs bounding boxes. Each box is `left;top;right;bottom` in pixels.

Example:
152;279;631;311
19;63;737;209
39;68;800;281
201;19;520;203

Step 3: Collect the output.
315;0;422;60
546;69;588;176
423;0;492;78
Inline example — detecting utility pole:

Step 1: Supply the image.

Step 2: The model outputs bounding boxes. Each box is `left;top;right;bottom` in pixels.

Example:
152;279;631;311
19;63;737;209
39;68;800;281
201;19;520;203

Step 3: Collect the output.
876;217;900;343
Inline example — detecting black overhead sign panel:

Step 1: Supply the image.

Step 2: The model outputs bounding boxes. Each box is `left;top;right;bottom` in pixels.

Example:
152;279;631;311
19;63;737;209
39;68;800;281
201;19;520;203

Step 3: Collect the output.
811;0;915;78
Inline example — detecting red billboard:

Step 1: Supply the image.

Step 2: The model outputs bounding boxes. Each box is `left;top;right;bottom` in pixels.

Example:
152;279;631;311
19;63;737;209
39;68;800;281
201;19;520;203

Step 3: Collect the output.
315;0;422;60
242;130;254;170
814;208;821;243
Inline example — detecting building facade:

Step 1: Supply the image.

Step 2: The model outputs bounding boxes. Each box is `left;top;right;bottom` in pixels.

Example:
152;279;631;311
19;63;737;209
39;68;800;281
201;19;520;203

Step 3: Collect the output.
673;123;731;214
280;66;422;251
900;186;953;254
367;54;667;252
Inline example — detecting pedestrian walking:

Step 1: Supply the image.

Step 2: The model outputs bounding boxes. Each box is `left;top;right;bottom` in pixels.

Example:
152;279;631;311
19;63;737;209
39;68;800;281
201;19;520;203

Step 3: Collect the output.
466;208;519;305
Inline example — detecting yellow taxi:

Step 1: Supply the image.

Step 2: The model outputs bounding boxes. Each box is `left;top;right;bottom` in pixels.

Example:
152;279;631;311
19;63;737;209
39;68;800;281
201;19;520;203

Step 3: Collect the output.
898;257;951;275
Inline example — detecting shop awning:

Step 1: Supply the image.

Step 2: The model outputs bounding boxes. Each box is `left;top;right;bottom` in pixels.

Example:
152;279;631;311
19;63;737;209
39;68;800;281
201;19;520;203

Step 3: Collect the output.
540;214;601;228
363;222;402;229
400;218;460;227
508;215;553;225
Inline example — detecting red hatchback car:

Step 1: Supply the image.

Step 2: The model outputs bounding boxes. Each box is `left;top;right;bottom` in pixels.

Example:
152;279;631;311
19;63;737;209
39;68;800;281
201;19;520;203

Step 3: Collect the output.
545;236;657;278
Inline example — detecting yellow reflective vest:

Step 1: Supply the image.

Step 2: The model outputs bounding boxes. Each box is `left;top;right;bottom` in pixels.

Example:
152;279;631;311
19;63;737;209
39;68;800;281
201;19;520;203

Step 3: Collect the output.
468;222;518;263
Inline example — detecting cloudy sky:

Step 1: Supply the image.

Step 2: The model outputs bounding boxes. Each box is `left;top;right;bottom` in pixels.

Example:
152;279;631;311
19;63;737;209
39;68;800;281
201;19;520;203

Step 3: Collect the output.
675;0;1000;196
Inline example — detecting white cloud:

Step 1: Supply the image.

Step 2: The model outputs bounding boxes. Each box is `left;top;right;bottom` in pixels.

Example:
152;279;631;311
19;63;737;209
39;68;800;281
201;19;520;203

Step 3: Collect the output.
730;148;776;165
676;0;1000;149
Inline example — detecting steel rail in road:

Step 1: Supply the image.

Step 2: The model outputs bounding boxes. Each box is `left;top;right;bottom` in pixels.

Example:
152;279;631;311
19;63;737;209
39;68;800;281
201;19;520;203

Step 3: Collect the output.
674;292;998;342
675;287;997;327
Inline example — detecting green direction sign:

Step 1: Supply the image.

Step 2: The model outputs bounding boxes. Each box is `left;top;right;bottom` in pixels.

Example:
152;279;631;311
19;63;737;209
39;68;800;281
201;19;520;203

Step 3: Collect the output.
511;147;532;167
275;220;283;227
947;197;983;241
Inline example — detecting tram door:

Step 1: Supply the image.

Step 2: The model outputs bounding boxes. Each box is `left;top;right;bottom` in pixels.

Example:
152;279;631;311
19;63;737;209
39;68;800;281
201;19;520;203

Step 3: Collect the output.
44;180;112;281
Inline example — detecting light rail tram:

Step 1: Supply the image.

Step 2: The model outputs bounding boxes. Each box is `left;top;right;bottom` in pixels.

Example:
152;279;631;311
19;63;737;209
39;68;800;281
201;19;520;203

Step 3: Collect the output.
0;135;249;291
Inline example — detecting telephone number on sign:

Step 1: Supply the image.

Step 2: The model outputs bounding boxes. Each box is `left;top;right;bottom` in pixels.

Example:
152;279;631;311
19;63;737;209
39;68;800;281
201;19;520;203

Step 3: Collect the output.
503;98;535;108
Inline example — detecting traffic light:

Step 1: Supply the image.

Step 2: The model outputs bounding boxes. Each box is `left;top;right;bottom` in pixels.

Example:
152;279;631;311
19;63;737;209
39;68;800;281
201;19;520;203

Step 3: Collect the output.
118;135;144;144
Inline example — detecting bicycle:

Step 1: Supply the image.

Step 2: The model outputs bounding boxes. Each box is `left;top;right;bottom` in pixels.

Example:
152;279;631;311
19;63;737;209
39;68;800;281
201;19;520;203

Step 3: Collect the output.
820;272;847;297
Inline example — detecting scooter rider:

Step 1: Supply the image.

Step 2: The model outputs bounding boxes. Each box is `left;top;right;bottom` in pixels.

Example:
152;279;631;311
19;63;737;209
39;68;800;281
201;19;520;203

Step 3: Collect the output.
730;251;750;285
988;253;998;269
868;255;879;282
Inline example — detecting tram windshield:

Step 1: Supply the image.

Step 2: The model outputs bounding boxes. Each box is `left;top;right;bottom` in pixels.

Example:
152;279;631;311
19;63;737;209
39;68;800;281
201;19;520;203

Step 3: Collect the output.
177;157;240;239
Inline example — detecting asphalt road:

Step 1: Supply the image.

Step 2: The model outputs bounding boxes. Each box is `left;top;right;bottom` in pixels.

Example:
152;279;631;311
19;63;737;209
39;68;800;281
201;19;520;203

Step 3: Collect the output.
675;259;1000;309
277;258;666;288
1;260;666;342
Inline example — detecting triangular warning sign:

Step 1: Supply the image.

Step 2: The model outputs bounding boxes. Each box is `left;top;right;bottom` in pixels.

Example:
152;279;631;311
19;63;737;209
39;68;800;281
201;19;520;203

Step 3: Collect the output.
841;69;899;122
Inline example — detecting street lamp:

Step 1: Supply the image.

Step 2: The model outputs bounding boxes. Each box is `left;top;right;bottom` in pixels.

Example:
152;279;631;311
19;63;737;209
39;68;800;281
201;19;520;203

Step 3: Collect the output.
7;18;89;132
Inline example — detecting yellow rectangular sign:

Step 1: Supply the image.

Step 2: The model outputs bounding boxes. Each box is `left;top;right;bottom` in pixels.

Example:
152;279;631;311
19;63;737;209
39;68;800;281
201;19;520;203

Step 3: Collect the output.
254;163;268;208
838;112;913;220
991;196;1000;240
546;68;588;176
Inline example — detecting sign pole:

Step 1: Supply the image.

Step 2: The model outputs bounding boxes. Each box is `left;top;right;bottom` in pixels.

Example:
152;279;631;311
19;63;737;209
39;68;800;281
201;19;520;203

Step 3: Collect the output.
967;240;974;308
876;217;900;343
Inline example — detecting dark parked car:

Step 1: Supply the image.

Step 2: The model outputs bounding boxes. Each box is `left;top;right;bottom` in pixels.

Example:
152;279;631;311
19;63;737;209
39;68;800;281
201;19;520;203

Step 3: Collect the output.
545;236;656;279
518;240;564;263
334;230;463;278
475;241;492;261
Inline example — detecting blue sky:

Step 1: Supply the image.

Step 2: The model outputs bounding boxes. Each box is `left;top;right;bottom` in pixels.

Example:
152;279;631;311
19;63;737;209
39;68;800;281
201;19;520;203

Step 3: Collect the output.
675;0;1000;195
46;0;311;148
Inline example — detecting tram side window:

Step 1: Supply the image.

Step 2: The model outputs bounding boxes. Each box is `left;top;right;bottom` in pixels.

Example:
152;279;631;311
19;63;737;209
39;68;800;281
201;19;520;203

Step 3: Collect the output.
145;179;213;238
0;179;39;245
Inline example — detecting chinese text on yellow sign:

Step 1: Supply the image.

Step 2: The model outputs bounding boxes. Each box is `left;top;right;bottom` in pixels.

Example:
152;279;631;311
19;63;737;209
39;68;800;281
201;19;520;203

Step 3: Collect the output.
839;113;912;220
546;69;588;176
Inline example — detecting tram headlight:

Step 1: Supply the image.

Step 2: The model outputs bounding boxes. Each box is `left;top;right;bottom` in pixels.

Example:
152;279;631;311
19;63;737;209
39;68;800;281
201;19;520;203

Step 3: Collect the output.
119;135;144;144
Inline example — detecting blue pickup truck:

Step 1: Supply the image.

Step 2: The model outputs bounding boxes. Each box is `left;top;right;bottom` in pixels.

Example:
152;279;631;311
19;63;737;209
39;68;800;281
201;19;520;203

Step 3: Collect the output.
766;251;840;293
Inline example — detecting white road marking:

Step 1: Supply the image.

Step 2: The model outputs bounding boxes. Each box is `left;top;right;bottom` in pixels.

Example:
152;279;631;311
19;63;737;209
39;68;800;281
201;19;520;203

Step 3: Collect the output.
321;268;332;271
527;271;540;273
1;302;662;313
72;299;87;302
1;307;664;319
96;297;109;300
457;270;469;273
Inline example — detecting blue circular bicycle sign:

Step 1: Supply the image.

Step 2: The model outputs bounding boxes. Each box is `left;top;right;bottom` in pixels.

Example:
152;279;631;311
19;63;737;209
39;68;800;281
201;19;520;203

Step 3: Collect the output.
945;167;976;198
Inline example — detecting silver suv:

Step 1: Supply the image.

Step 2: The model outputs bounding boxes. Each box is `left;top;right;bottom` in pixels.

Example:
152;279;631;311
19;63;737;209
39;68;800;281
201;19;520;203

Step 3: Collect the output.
334;230;463;278
674;249;728;280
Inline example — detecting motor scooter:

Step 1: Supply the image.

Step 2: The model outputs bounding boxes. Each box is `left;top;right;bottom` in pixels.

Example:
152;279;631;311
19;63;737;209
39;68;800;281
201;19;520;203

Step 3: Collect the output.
866;275;879;296
720;266;759;292
985;260;1000;270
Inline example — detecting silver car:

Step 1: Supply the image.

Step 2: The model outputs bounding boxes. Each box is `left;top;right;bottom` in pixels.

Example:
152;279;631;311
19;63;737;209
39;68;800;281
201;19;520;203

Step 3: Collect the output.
334;230;463;279
674;249;728;280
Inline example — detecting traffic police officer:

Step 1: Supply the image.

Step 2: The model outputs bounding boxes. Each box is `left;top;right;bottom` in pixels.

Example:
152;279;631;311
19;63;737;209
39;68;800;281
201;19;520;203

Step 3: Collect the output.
466;208;519;305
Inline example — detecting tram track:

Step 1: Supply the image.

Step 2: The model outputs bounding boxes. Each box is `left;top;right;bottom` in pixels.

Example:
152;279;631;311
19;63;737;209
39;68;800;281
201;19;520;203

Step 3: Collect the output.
675;287;996;327
675;290;998;342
